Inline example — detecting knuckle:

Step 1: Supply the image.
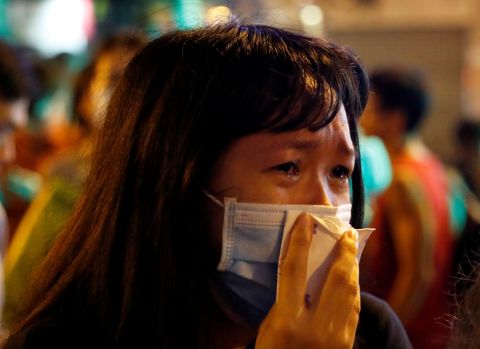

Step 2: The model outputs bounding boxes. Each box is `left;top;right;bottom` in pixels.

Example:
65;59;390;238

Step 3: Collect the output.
339;239;357;256
292;231;311;249
271;318;296;337
345;281;359;299
330;332;352;349
353;299;361;315
280;260;297;275
330;265;353;286
295;212;311;227
346;270;360;295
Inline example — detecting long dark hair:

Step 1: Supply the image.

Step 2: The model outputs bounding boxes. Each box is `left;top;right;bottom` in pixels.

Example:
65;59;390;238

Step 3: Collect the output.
7;23;368;347
450;262;480;349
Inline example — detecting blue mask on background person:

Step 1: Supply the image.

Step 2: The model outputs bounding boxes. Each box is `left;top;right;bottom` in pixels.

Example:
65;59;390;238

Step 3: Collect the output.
204;191;356;326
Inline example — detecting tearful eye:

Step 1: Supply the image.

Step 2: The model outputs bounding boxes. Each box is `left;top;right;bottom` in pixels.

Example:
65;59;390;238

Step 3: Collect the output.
332;165;351;182
276;161;300;178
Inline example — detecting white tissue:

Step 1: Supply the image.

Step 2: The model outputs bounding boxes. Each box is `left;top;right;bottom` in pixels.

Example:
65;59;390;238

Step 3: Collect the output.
277;210;374;306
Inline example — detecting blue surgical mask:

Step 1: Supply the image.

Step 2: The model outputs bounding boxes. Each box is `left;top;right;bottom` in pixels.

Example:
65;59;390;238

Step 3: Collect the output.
204;191;366;326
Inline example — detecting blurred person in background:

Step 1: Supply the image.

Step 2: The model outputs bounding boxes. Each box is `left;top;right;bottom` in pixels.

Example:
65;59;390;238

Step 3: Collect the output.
360;67;457;348
1;30;147;328
454;119;480;199
449;118;480;300
2;47;50;241
0;40;33;251
1;23;412;348
0;39;32;327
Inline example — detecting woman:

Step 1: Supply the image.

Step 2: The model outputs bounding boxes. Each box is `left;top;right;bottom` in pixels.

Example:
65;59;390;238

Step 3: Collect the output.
2;23;411;348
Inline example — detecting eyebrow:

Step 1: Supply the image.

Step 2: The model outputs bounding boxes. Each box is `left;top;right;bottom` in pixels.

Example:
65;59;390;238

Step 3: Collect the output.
273;138;355;158
280;139;321;150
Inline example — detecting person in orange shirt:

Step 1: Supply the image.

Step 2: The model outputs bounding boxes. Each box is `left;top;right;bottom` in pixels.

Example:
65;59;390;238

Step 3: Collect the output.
361;68;456;349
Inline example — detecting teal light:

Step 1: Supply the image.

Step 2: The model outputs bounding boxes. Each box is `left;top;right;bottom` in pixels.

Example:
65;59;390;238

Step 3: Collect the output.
7;167;42;202
358;132;392;226
0;0;10;37
446;169;468;236
173;0;204;28
360;134;392;199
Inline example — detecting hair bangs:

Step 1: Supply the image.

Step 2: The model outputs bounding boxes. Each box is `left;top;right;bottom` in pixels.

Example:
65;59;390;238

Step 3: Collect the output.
213;26;368;136
257;69;342;133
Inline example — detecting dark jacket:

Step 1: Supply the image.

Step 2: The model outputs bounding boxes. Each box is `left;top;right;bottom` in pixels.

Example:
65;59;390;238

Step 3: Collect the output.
356;292;412;349
3;292;411;348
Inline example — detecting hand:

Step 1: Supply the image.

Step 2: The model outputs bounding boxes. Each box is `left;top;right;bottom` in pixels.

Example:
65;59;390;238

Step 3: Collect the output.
255;213;360;349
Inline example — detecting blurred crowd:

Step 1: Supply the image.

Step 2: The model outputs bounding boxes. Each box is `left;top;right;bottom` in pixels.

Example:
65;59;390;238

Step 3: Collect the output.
0;29;147;326
0;23;480;349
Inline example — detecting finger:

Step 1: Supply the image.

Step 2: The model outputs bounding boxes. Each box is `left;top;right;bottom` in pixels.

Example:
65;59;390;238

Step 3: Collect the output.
277;213;313;309
344;281;361;345
314;230;359;324
330;283;361;349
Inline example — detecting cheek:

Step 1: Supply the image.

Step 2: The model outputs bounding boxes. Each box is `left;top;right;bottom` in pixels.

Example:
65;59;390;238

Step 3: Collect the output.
238;173;290;202
340;186;353;206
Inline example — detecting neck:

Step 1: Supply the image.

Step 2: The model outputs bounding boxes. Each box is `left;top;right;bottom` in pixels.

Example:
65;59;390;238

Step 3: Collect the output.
385;140;403;158
384;134;411;158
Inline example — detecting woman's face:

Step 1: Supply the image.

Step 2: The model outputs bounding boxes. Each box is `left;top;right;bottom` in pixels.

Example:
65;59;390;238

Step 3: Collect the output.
206;105;355;252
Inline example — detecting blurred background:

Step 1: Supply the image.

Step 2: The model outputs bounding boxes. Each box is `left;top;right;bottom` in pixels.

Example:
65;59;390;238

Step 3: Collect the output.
0;0;479;161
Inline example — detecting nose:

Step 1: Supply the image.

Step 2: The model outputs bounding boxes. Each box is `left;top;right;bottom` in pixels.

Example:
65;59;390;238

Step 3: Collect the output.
304;175;333;206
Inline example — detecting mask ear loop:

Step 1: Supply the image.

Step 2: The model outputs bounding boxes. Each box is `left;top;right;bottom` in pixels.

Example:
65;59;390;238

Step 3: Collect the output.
202;190;225;208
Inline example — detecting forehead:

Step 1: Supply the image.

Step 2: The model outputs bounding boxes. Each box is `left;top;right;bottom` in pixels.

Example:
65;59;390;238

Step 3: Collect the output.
278;108;348;143
226;106;354;156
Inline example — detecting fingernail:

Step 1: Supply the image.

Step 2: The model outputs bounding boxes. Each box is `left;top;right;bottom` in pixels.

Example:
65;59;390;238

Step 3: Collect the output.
346;229;358;240
298;212;310;225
